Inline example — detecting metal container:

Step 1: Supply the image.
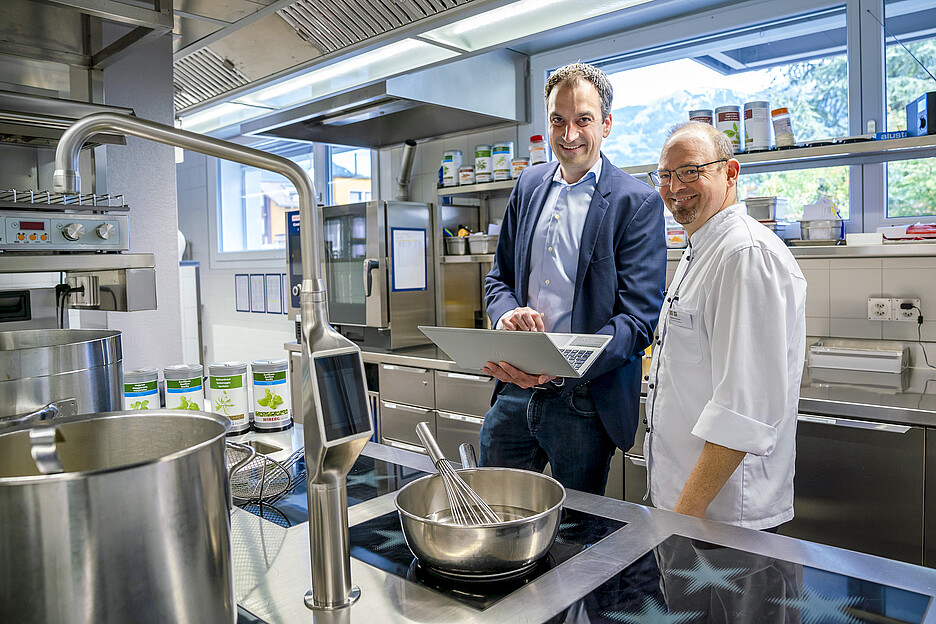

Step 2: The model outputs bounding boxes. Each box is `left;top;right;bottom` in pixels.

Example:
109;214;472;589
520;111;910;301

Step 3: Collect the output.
445;236;468;255
468;233;498;254
800;218;844;240
394;467;565;576
0;409;236;624
0;329;122;427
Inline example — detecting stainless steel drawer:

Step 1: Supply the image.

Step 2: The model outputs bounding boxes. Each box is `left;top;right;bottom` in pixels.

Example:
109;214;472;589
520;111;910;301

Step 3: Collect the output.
435;371;495;417
379;364;434;408
379;400;434;447
435;410;484;461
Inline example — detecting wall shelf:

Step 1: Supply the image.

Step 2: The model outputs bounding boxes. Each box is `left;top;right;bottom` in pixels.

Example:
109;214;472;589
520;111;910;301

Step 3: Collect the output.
440;254;495;264
0;252;155;273
437;179;516;196
623;135;936;176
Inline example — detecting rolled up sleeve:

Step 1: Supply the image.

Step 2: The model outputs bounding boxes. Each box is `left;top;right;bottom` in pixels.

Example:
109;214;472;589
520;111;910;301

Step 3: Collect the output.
692;400;777;456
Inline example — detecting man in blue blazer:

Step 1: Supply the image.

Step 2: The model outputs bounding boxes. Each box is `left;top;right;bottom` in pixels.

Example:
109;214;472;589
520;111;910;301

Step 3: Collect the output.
481;62;666;495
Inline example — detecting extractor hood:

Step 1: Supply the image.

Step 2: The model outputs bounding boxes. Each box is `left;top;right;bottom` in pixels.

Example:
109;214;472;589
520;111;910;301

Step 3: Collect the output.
241;50;528;149
0;91;134;148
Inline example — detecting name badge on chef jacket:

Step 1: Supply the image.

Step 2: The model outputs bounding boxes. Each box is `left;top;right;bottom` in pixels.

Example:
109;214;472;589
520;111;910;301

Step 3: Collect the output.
667;304;694;330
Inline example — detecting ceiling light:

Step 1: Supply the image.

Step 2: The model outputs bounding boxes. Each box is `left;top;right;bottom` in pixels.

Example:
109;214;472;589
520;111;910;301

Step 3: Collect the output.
421;0;653;52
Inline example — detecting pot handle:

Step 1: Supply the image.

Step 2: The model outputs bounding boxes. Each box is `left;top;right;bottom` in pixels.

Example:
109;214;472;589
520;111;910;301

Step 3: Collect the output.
226;441;257;481
30;426;66;475
1;398;78;430
458;443;478;469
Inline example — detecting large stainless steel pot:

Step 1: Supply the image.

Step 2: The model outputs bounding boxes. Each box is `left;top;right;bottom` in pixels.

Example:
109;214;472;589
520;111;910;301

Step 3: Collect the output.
394;467;565;576
0;409;236;624
0;329;122;427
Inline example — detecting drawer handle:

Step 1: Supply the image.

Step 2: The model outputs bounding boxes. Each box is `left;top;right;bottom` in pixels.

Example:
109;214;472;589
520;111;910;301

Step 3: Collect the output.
381;364;428;374
441;372;492;383
381;401;431;414
384;439;427;454
797;414;911;433
438;411;483;425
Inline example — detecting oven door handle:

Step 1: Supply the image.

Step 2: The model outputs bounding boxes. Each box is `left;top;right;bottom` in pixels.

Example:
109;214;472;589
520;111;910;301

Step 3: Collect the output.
363;258;380;297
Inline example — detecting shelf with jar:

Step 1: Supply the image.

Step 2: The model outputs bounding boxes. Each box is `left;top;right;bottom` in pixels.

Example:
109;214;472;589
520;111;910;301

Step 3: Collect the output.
621;134;936;178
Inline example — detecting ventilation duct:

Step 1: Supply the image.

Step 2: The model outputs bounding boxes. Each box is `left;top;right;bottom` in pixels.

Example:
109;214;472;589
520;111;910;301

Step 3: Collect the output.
0;91;132;149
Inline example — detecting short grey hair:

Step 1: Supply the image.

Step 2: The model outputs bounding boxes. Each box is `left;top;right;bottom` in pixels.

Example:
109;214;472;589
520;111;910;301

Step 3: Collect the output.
663;121;734;161
545;62;613;121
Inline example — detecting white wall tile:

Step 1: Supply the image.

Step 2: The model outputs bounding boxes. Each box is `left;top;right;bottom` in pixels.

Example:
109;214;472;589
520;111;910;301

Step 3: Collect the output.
829;318;883;340
802;268;830;318
829;267;882;318
882;256;936;270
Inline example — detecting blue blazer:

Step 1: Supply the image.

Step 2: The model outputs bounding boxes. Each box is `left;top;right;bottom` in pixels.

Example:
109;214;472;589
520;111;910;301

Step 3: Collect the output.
484;153;667;451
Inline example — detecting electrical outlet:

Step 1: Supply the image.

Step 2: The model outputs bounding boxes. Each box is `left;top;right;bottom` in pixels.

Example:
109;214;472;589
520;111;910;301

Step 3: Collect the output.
893;298;921;322
868;298;892;320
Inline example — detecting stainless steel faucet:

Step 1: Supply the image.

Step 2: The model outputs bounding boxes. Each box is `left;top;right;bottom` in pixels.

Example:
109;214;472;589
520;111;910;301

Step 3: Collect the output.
53;112;366;610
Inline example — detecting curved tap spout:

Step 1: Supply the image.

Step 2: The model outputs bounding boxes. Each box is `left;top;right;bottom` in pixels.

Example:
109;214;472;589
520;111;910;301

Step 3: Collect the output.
53;112;322;286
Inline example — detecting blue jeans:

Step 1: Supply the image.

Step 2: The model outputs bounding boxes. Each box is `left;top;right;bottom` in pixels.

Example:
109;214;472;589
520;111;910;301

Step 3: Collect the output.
478;383;617;495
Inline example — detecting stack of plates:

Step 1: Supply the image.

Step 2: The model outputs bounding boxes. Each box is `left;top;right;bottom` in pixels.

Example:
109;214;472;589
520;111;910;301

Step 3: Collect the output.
745;196;788;221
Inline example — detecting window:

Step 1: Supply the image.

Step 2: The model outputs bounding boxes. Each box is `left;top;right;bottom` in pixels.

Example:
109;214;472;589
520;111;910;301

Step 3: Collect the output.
740;167;849;221
218;141;313;254
884;1;936;219
326;146;373;205
213;141;375;263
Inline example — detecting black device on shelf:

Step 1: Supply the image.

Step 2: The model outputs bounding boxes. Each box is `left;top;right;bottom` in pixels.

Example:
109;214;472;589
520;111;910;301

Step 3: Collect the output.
907;92;936;137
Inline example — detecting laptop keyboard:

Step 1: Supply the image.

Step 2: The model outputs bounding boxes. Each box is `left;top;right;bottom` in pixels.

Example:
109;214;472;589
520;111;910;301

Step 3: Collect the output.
560;348;592;371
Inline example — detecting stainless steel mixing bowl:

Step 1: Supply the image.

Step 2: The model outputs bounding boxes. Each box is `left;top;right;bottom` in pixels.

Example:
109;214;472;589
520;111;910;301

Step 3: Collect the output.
394;467;565;576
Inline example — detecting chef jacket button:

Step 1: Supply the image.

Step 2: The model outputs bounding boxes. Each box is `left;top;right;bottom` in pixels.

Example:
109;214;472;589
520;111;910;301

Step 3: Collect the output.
648;383;654;389
667;297;672;303
656;339;661;345
643;375;649;381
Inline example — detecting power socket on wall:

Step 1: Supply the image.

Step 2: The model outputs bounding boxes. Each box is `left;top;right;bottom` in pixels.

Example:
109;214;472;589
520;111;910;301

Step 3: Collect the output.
868;298;892;320
867;297;921;321
893;298;922;322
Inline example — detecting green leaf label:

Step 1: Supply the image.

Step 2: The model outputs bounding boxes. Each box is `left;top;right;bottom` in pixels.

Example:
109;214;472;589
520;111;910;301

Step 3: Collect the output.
210;375;243;389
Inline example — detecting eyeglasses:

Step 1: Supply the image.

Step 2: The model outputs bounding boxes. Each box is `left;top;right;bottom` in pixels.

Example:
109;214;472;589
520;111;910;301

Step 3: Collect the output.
648;159;727;187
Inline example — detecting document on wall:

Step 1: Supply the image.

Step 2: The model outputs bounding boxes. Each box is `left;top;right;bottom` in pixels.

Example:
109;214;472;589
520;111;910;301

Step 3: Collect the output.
235;274;250;312
391;227;426;291
265;274;283;314
250;274;266;313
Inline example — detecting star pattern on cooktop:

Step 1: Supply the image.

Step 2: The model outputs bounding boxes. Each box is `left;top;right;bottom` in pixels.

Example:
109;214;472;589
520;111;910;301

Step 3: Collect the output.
346;470;392;489
371;529;408;551
769;586;863;624
600;596;702;623
553;522;577;545
665;558;747;594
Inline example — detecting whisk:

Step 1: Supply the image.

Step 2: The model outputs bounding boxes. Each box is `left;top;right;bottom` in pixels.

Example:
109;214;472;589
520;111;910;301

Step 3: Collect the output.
415;422;502;525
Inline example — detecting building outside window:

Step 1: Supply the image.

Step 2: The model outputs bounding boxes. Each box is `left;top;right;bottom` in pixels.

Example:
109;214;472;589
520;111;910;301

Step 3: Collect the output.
327;146;373;206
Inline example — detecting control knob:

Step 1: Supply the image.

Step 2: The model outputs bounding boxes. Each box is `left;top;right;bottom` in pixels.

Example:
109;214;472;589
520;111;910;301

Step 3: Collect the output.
63;222;85;241
96;223;116;240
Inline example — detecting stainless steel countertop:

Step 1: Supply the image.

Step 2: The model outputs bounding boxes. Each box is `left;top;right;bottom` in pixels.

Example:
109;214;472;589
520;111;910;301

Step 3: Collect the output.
285;341;936;427
232;437;936;623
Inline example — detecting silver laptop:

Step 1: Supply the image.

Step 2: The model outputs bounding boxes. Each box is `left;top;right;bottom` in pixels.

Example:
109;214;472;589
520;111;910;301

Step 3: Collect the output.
419;326;612;378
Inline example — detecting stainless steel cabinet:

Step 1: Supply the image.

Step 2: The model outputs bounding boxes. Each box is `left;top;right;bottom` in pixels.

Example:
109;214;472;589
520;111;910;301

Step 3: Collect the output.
436;410;484;460
434;371;494;416
379;364;434;408
780;415;925;565
379;400;434;451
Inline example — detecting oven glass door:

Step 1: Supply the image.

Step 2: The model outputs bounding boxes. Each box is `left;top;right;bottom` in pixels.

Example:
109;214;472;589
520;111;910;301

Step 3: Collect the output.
322;201;386;327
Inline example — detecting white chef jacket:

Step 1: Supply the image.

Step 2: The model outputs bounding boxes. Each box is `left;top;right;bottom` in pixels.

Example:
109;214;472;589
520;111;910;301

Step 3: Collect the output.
644;202;806;529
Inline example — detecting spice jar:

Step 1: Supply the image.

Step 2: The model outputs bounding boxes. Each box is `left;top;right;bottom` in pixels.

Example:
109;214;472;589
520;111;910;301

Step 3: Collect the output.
529;135;548;164
164;364;204;411
771;108;796;147
124;368;158;410
251;358;292;432
209;361;249;434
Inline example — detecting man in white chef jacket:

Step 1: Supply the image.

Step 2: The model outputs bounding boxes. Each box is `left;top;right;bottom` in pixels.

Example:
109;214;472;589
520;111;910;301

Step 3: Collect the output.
644;121;807;530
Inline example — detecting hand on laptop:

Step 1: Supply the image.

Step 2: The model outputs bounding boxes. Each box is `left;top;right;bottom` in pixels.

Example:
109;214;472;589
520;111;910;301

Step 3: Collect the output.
483;360;555;389
498;307;546;332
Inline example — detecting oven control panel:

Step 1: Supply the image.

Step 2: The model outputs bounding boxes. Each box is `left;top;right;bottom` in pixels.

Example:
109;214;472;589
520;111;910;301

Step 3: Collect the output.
0;211;129;251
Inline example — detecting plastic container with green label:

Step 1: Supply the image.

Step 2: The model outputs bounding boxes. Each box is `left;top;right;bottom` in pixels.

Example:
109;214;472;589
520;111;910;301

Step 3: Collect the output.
209;362;249;434
124;368;158;410
251;358;292;432
164;364;204;411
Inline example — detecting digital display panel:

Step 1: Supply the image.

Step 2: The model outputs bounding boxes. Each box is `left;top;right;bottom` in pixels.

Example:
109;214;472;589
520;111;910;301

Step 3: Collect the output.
18;221;45;231
314;351;371;442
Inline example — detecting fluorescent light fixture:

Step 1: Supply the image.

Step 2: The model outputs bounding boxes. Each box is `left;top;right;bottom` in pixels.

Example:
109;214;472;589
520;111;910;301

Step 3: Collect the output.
179;102;266;134
421;0;653;51
235;39;459;110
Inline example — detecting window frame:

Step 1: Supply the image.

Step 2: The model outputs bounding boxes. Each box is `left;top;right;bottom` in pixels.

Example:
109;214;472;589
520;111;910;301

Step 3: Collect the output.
524;0;907;234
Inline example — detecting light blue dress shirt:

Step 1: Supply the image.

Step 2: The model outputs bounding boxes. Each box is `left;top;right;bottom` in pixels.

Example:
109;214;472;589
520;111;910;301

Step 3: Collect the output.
526;158;602;333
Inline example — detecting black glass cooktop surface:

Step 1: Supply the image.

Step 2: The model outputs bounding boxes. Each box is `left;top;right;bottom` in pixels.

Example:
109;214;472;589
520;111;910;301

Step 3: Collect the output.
237;454;427;527
563;534;932;623
348;508;626;611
